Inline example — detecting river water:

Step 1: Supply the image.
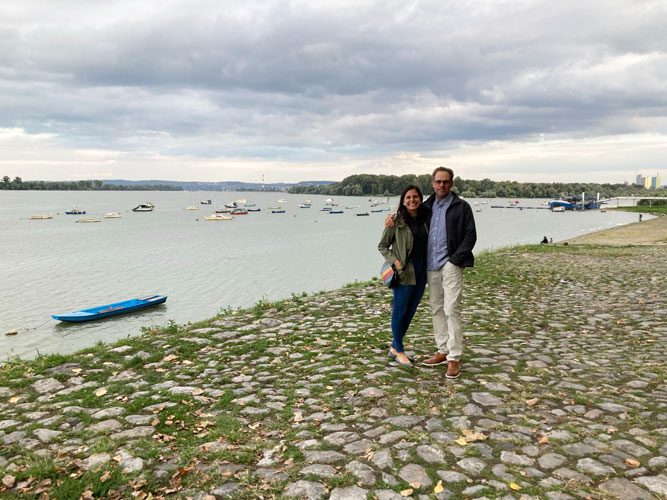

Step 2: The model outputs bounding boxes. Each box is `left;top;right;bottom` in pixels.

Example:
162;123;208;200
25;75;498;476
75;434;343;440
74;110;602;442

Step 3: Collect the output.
0;191;642;361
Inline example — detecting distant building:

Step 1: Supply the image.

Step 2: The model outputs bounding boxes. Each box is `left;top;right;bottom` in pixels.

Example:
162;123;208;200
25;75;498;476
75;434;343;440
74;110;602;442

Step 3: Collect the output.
635;173;661;189
651;174;661;189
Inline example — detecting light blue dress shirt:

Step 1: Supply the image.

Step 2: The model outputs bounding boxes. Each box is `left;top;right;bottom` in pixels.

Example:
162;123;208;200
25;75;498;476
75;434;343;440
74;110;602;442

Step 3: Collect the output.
427;193;453;271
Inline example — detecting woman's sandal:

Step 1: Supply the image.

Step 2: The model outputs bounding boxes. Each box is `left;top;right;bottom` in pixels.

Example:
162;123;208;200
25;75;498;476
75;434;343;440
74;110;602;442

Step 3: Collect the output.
394;354;412;366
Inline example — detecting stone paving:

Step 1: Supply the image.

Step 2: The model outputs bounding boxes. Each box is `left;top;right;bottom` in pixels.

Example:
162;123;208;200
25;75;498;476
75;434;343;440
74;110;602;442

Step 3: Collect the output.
0;244;665;498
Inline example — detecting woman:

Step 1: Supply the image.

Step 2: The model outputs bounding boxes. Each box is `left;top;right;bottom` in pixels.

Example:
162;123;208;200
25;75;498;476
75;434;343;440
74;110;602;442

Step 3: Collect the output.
378;185;429;366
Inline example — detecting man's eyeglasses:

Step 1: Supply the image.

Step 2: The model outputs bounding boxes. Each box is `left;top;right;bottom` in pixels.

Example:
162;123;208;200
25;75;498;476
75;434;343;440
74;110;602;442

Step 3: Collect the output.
433;179;451;185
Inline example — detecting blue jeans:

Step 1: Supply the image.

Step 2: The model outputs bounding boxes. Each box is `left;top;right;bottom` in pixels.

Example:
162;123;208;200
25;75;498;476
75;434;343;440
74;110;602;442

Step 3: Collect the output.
391;257;426;353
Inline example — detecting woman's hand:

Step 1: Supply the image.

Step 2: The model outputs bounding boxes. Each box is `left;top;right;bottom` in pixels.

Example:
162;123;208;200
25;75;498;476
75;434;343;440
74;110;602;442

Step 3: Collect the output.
393;259;402;271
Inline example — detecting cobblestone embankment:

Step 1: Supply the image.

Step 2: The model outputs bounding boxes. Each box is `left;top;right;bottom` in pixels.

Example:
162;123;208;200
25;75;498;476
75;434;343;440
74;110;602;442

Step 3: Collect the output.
1;243;666;499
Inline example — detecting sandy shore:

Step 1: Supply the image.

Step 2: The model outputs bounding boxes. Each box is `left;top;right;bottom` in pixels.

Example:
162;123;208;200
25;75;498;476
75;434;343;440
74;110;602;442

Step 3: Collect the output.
565;214;667;246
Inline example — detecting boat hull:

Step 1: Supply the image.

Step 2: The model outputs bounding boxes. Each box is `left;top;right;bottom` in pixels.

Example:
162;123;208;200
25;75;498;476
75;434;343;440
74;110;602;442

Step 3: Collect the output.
52;295;167;322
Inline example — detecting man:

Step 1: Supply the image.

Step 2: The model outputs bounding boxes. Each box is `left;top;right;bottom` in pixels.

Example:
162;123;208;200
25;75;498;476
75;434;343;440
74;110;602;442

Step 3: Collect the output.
386;166;477;378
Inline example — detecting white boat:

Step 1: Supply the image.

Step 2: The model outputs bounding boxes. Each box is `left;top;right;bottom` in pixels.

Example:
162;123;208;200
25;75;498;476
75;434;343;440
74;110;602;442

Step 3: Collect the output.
186;205;199;210
236;198;247;204
132;203;154;212
552;206;566;213
205;213;233;221
65;207;86;215
30;214;53;220
299;203;311;208
76;218;101;223
277;198;287;203
104;212;122;218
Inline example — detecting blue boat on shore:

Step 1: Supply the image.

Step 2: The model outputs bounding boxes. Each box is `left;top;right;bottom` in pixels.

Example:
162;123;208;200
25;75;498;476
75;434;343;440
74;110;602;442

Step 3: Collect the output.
52;295;167;322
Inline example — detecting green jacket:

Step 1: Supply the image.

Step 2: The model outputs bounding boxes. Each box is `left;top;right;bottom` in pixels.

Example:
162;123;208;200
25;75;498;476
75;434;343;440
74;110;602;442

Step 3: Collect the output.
378;215;428;286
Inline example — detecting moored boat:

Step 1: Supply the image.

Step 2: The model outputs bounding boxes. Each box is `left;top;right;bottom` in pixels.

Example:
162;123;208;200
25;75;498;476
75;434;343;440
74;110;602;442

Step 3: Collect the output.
186;205;199;211
230;208;248;215
205;213;233;221
200;199;212;205
132;203;154;212
104;212;122;218
76;218;101;223
30;214;53;220
52;294;167;322
65;207;86;215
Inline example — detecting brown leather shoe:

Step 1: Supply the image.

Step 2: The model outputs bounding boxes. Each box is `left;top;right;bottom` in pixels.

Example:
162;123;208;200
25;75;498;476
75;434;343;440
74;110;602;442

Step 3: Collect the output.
446;360;461;379
422;352;447;366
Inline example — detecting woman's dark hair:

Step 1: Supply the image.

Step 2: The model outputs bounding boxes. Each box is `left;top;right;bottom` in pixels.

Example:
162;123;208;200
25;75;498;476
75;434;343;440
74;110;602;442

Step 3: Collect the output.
397;184;424;223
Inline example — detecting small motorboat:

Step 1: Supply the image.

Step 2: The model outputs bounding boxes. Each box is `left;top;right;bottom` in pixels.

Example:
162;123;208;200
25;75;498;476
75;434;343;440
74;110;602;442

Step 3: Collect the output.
230;208;248;215
329;210;344;214
299;203;311;208
247;207;261;212
65;207;86;215
104;212;122;218
356;212;369;216
30;214;53;220
271;209;286;214
132;203;154;212
277;198;287;203
200;199;212;205
76;218;101;223
52;294;167;322
205;213;233;221
186;205;199;211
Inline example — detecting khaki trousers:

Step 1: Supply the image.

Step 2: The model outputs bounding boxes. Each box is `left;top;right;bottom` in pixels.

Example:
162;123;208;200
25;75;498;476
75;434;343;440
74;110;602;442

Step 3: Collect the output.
427;261;464;361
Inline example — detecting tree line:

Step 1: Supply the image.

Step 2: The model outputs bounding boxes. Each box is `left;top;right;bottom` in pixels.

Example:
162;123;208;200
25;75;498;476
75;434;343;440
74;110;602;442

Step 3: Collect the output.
0;177;182;191
288;173;666;199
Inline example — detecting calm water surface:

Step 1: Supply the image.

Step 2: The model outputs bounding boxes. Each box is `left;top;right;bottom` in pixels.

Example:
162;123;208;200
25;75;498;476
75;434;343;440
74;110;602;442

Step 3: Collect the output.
0;191;642;360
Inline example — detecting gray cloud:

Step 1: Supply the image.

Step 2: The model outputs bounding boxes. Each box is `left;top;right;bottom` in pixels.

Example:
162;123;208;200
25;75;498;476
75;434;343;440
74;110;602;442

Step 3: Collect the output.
1;0;666;181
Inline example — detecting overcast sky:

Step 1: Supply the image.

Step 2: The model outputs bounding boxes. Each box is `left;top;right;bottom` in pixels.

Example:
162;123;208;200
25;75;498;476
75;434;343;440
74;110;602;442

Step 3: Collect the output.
1;0;666;184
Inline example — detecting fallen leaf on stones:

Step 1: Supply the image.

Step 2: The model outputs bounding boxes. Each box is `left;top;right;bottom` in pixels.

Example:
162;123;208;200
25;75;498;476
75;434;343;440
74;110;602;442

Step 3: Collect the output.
400;488;414;497
81;489;95;500
151;418;160;427
625;458;640;468
538;435;549;444
8;396;21;404
163;354;178;362
182;359;193;365
455;437;468;446
365;449;374;460
293;411;303;423
525;398;539;406
2;475;15;488
154;367;167;373
95;388;107;397
284;457;294;466
509;482;521;490
409;481;421;489
113;455;122;462
462;429;487;441
191;388;205;396
100;471;111;483
71;368;83;374
607;427;617;433
433;480;444;494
